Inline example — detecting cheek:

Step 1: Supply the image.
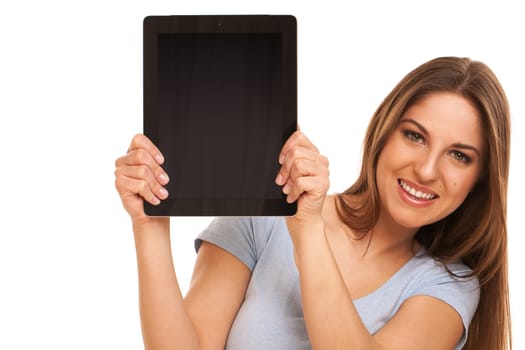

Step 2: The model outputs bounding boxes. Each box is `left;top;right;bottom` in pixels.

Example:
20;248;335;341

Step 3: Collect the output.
377;138;406;170
446;172;478;200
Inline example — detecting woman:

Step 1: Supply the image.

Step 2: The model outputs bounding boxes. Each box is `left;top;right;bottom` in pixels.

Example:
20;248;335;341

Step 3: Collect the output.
115;56;511;349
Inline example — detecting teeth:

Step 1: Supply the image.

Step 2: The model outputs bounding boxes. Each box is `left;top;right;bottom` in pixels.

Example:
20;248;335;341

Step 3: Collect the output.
399;180;436;200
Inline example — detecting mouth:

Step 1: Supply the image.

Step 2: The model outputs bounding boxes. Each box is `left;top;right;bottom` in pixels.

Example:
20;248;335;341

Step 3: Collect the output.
398;179;438;201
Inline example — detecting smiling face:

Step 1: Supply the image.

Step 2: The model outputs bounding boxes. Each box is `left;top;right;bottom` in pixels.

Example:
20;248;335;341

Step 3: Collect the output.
375;92;485;231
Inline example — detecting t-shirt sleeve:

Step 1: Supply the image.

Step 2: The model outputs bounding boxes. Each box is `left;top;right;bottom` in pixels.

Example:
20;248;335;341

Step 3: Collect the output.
194;216;275;271
410;261;480;349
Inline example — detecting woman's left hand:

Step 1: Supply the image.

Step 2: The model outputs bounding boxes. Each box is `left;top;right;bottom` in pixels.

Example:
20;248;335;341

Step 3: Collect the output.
275;130;330;221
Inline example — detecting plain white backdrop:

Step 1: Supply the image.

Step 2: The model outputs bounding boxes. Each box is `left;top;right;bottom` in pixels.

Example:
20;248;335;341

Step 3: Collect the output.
0;0;523;348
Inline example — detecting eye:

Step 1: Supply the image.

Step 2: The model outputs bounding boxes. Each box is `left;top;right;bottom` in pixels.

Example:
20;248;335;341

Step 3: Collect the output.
450;150;472;164
403;130;425;144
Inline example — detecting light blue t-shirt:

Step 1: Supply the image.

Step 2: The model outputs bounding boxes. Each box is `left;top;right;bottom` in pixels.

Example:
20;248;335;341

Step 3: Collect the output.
195;216;479;350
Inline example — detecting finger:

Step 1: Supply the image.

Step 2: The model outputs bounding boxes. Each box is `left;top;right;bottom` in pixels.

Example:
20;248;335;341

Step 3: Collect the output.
275;146;324;186
127;134;165;165
115;164;169;201
280;153;329;203
116;148;169;185
281;156;329;192
116;174;164;206
279;131;319;165
283;174;329;204
289;157;329;183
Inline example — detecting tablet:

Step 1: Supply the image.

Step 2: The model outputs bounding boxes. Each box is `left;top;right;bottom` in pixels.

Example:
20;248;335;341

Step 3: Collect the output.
143;15;297;216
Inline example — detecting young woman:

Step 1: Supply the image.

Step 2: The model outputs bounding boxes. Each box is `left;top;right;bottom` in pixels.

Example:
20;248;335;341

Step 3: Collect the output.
115;56;511;349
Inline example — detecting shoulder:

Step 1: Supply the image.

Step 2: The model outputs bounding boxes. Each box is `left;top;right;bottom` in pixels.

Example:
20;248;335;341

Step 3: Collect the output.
402;251;480;344
195;216;287;270
408;250;480;296
199;216;285;245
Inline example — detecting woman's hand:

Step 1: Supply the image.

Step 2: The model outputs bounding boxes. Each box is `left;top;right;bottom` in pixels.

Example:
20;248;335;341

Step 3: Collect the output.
114;134;170;226
275;130;330;222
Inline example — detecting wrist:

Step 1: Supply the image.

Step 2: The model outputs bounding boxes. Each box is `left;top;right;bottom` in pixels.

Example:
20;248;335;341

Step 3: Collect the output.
132;217;170;239
286;215;325;243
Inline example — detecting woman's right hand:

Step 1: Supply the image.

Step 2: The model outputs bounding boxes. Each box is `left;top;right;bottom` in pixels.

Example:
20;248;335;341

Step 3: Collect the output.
114;134;170;226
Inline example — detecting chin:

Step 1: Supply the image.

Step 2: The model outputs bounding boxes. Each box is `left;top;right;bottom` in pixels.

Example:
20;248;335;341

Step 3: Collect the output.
387;208;440;231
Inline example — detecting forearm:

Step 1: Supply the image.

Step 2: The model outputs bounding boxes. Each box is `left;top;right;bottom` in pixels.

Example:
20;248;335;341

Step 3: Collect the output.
133;220;200;350
290;219;379;350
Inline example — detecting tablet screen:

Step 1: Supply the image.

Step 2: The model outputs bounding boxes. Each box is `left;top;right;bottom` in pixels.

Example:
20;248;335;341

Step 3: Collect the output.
144;16;297;216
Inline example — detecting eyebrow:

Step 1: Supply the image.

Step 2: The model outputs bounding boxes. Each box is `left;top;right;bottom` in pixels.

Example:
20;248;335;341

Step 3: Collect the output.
399;118;482;157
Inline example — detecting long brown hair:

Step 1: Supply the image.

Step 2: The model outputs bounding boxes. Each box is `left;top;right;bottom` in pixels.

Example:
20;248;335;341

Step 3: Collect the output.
336;57;511;349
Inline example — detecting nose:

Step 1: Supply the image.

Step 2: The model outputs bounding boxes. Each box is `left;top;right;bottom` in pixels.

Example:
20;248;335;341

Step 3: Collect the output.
414;152;440;183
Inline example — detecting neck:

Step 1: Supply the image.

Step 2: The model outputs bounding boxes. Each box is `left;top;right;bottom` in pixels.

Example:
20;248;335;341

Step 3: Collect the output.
367;221;420;260
325;195;420;260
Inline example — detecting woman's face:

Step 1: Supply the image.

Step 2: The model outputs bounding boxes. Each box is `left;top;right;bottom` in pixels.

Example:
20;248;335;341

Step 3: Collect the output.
376;92;485;230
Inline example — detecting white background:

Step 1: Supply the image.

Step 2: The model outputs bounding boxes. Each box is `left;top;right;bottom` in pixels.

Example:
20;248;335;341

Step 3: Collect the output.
1;0;523;348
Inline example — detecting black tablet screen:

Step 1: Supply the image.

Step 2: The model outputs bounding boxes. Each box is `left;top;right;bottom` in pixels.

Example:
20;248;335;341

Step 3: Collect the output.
157;33;283;200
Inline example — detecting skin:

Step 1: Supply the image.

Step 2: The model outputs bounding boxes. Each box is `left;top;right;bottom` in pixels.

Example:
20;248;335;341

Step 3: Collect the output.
278;92;484;349
375;92;484;235
114;91;484;349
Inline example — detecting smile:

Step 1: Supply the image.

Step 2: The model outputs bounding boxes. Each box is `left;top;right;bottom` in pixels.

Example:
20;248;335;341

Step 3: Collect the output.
398;179;438;200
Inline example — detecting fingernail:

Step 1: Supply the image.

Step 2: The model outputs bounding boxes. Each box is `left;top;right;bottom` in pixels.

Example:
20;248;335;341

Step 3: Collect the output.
156;154;164;164
275;173;283;185
283;184;290;194
159;187;169;199
279;154;285;164
151;196;161;205
159;173;169;185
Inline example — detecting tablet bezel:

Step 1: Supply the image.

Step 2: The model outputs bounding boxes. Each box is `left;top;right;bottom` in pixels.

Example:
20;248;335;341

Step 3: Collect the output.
143;15;297;216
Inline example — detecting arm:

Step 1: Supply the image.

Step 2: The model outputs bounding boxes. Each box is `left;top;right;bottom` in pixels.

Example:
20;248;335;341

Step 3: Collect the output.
276;131;464;350
185;241;251;349
134;225;250;350
288;218;463;350
115;134;250;349
133;220;200;349
288;217;376;349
